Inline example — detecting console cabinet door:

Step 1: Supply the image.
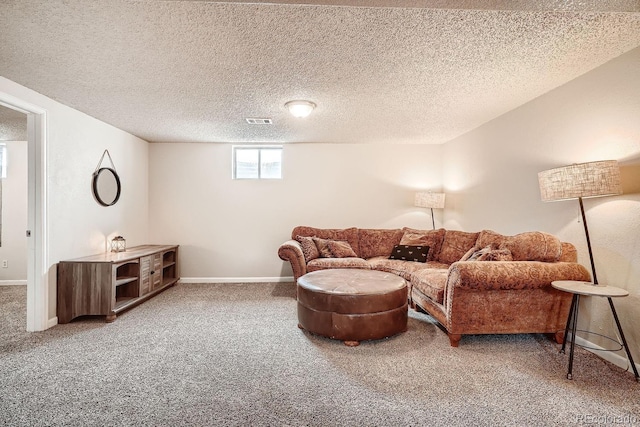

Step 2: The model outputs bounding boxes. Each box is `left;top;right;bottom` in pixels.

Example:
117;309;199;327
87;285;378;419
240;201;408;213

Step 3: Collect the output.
151;253;162;291
140;256;151;296
141;253;166;294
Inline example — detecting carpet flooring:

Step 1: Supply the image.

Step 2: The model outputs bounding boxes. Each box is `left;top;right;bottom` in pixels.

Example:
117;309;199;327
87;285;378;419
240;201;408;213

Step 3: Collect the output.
1;283;639;426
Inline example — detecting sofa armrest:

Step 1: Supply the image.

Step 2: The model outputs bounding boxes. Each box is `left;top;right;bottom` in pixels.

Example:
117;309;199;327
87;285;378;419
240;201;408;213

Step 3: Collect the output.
437;261;590;344
448;261;591;292
278;240;307;282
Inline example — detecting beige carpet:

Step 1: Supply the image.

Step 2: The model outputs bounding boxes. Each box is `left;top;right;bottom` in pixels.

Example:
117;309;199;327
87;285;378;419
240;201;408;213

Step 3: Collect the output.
1;283;638;426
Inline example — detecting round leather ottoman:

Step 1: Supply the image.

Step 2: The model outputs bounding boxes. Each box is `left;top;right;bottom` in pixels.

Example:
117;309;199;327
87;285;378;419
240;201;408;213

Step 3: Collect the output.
297;269;408;346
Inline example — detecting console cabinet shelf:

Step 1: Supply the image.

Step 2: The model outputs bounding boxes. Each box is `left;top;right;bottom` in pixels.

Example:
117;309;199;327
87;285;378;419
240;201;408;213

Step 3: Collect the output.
57;245;179;323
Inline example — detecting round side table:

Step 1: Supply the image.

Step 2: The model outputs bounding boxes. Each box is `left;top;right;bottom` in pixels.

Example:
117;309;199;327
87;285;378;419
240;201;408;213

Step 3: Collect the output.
552;280;639;381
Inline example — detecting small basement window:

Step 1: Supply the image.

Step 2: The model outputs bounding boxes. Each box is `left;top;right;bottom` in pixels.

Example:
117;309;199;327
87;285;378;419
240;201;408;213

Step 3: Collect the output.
233;145;282;179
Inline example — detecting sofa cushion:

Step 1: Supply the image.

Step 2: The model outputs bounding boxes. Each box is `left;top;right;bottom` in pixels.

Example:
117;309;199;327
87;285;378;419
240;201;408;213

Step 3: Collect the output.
367;257;448;281
357;228;404;259
306;257;371;272
292;226;361;257
400;228;445;261
475;229;509;249
389;245;429;263
461;244;513;261
478;247;513;261
476;230;562;262
410;268;448;305
295;235;320;262
460;245;477;261
461;244;492;261
312;237;334;258
559;242;578;263
509;232;562;262
327;240;358;258
437;230;479;264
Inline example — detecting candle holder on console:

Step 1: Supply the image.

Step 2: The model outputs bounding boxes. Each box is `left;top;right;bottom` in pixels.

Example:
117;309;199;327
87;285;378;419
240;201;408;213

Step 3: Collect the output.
110;236;127;253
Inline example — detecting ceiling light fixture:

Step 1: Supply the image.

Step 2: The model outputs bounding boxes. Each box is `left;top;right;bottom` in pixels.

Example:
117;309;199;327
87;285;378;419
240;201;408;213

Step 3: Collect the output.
285;100;316;118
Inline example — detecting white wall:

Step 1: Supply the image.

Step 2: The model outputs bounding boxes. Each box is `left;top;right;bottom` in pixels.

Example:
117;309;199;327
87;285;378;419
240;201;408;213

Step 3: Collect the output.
443;46;640;365
0;77;150;325
0;140;27;281
149;143;442;280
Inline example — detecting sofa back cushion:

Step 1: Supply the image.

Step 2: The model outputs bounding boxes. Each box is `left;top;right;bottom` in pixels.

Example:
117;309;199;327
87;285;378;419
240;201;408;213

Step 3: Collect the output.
400;228;445;261
437;230;479;264
510;231;563;261
291;226;360;257
559;242;578;262
358;228;404;259
475;230;510;253
476;230;562;262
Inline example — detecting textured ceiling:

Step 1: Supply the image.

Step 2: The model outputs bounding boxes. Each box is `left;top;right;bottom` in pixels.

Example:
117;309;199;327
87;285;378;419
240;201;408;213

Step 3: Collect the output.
1;1;640;144
158;0;640;12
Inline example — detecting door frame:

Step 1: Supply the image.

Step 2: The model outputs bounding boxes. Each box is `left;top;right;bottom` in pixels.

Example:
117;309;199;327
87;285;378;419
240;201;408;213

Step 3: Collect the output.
0;92;48;331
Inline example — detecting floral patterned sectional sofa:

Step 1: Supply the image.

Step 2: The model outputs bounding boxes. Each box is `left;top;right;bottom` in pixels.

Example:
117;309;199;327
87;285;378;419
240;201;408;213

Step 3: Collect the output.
278;226;591;346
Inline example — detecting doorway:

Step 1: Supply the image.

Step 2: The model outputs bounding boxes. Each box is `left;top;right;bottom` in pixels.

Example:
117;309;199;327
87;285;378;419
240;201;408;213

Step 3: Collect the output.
0;92;48;331
0;105;28;285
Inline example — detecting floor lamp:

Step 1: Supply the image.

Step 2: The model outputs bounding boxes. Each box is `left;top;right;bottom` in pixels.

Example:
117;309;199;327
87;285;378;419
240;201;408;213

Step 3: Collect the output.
414;192;445;230
538;160;622;285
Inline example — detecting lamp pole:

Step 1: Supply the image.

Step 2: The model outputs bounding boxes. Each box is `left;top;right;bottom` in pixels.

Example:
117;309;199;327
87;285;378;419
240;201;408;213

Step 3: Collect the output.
430;208;435;230
578;197;598;285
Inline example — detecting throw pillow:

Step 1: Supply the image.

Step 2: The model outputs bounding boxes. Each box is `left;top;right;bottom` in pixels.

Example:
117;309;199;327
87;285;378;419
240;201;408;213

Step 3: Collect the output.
477;247;513;261
327;240;358;258
475;230;508;249
388;245;429;263
400;228;445;261
437;230;480;264
463;244;514;262
295;235;319;262
465;245;493;261
460;245;478;261
312;237;334;258
400;232;432;245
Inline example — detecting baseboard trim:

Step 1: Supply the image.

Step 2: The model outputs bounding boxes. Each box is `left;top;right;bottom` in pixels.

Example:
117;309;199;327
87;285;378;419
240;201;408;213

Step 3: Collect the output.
47;317;58;329
180;276;294;284
574;335;640;376
0;280;27;285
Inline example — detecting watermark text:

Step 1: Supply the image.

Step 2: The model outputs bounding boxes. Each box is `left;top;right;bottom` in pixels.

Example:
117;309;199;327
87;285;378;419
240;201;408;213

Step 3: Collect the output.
576;414;638;425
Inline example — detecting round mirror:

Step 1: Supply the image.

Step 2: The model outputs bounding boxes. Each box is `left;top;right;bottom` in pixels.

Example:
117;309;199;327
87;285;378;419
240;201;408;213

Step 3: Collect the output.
92;167;121;206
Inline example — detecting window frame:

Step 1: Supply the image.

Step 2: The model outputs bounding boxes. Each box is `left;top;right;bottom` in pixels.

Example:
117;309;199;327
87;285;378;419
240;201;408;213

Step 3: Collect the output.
232;145;283;180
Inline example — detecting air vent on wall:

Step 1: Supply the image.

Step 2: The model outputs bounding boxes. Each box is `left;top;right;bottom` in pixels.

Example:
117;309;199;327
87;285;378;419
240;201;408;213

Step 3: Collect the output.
246;118;273;125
